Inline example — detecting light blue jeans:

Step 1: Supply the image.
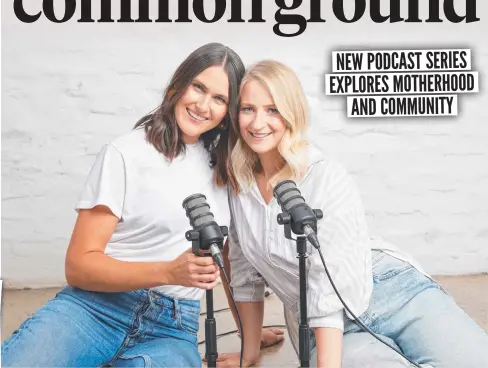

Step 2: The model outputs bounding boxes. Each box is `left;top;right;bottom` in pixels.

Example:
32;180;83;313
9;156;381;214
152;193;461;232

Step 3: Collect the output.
311;250;488;367
1;286;202;367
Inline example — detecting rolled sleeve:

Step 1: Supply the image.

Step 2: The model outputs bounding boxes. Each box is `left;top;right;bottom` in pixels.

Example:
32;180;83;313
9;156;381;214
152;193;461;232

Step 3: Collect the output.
232;282;266;303
306;160;373;330
309;310;344;330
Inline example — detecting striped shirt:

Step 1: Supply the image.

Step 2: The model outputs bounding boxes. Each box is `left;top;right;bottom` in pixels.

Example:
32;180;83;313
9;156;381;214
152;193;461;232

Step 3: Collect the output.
228;144;374;333
227;143;433;355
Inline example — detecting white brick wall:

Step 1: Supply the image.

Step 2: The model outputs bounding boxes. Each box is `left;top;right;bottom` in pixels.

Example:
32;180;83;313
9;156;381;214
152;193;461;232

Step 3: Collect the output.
2;1;487;288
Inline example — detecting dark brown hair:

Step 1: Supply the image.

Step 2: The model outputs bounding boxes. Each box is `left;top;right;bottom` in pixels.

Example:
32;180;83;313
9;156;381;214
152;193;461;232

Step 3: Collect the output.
134;43;245;188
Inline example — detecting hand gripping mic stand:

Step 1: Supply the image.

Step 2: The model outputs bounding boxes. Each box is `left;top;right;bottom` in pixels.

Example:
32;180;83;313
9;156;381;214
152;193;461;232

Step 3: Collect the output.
273;181;323;368
183;194;228;368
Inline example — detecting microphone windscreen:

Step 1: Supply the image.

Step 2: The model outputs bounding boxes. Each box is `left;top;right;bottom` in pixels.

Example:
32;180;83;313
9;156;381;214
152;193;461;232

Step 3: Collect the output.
182;194;214;228
273;180;305;212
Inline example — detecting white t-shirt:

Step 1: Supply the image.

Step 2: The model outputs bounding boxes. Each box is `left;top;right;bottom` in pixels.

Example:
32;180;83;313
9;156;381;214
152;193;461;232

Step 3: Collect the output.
75;128;230;300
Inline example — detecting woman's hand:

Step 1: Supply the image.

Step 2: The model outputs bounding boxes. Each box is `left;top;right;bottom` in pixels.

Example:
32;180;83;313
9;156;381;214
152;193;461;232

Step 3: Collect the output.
66;208;220;292
238;327;285;348
168;249;220;289
260;327;285;348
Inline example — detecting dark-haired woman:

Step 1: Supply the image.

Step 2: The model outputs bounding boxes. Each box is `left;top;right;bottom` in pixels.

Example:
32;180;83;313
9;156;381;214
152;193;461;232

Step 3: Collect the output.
1;43;244;368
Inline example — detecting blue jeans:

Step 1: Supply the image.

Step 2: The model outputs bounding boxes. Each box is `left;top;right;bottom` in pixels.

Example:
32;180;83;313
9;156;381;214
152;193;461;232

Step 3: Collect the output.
311;250;488;367
1;286;202;367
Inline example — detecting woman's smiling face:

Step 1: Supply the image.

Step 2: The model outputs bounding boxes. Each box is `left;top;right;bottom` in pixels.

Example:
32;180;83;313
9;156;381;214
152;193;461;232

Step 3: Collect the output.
174;65;229;144
238;79;287;155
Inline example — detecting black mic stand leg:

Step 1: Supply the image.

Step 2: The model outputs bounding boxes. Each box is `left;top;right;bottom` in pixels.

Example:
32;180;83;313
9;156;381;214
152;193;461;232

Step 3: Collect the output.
205;288;218;367
185;232;220;367
297;236;310;367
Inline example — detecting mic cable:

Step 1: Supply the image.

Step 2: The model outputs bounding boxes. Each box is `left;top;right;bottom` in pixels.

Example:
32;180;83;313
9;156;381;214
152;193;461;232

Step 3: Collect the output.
273;180;422;368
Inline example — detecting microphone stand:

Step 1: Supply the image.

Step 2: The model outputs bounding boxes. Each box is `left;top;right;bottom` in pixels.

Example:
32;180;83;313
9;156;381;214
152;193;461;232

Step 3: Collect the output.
185;226;228;368
277;210;323;368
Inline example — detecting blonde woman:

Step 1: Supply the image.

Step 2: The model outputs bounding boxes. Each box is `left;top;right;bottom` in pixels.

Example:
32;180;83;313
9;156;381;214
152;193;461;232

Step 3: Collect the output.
218;60;488;368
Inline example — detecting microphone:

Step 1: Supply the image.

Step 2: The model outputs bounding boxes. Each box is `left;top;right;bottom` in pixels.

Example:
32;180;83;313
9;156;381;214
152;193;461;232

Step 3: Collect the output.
273;180;322;249
182;193;227;269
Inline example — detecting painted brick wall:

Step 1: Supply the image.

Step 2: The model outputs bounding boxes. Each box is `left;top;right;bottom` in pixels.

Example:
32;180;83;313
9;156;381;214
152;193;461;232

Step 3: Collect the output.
2;1;487;288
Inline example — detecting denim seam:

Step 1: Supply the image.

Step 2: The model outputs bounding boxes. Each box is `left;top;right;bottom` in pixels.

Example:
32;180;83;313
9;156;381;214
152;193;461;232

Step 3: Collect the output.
176;304;199;336
345;311;374;335
116;353;152;368
174;298;182;328
175;301;197;336
109;296;150;366
424;275;455;300
1;314;37;354
373;264;413;282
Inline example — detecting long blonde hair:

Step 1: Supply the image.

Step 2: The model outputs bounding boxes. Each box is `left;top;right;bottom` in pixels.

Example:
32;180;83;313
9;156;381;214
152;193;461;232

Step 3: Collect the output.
230;60;310;192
